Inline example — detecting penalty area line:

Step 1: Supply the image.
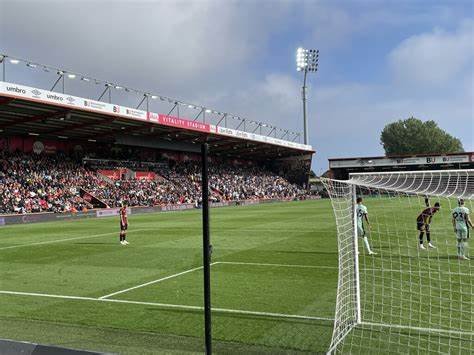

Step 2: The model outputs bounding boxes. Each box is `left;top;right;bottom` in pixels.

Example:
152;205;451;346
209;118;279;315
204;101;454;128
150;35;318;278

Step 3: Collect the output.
99;262;219;299
0;290;332;322
361;321;474;337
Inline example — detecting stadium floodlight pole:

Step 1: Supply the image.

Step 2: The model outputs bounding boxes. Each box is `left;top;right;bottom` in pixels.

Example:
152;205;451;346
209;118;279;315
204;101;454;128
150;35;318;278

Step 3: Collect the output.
201;142;212;355
50;71;65;93
296;47;319;145
0;55;5;81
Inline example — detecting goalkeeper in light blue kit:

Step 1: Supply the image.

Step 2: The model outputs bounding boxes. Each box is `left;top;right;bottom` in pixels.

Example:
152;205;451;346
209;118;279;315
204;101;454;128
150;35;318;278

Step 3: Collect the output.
452;199;472;260
356;197;376;255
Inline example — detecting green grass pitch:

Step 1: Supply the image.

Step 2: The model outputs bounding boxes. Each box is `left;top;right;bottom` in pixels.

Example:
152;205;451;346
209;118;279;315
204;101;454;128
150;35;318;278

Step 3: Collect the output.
0;198;471;354
0;200;338;354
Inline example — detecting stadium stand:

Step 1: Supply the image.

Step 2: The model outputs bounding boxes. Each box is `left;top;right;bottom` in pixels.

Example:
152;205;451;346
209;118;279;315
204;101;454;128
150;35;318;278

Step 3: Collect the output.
0;150;307;215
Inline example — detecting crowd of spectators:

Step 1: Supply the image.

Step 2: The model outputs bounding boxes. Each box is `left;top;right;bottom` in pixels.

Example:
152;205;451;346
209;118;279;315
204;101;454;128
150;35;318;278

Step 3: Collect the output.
0;151;307;215
0;152;100;214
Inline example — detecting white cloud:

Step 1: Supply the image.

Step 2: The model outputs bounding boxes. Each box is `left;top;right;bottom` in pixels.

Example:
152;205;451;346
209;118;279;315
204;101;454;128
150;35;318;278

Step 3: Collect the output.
194;73;302;132
0;0;287;96
389;20;474;87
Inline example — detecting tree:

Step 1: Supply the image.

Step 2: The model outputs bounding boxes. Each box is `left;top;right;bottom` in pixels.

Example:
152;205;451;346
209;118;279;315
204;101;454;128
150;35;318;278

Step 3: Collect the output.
380;117;464;156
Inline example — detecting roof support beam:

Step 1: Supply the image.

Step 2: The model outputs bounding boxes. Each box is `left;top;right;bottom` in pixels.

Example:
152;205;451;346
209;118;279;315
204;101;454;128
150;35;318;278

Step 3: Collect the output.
0;109;70;129
0;97;14;106
43;116;115;135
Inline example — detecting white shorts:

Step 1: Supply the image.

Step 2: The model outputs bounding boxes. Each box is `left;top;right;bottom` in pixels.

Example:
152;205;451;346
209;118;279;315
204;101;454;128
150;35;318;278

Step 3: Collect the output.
456;228;468;241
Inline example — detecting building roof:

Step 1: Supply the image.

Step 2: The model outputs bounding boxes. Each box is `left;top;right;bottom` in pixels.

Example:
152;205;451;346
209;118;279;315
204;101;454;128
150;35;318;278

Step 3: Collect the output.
329;152;474;169
0;82;314;161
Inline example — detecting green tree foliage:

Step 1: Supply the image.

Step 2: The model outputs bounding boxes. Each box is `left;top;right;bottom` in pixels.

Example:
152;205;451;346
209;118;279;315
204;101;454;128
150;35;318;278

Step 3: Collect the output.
380;117;464;156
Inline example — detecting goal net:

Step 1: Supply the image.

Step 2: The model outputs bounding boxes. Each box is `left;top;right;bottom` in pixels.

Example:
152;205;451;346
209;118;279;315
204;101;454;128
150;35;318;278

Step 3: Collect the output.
322;170;473;354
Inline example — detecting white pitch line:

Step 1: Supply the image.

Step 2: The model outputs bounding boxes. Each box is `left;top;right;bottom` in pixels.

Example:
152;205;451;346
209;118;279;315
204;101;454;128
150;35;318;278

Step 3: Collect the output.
0;228;151;251
0;290;331;322
0;290;97;301
100;263;218;299
361;321;474;337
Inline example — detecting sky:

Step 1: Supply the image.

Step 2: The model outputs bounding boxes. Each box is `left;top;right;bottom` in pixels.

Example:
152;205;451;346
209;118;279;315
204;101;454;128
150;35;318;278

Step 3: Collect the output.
0;0;473;174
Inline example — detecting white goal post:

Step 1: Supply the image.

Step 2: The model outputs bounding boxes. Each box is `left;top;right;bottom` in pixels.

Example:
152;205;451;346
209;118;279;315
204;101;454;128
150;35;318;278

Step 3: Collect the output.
322;169;473;354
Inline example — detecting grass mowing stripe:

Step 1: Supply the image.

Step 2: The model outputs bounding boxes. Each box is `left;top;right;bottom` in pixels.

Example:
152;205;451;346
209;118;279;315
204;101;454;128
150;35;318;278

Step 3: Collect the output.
0;228;152;250
215;262;471;276
216;261;337;269
0;290;333;322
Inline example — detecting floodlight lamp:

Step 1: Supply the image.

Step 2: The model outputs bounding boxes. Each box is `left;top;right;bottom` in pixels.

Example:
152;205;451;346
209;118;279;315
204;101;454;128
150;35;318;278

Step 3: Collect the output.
114;85;122;90
188;104;194;109
67;74;76;79
151;95;158;99
205;109;212;113
9;59;20;64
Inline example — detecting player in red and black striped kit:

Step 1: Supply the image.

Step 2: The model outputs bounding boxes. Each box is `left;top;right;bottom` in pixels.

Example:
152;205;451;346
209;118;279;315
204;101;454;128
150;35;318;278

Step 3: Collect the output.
416;197;440;250
119;204;129;245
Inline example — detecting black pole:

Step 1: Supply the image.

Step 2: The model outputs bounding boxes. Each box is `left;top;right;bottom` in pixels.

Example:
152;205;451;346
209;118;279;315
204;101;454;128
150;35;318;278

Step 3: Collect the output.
201;142;212;355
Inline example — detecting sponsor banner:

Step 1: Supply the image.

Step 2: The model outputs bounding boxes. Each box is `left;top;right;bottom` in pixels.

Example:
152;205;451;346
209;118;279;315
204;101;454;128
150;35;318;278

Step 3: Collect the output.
238;199;260;206
161;203;195;212
123;107;147;121
1;82;83;109
147;113;210;133
210;125;311;151
330;154;472;168
0;217;5;226
83;99;114;112
96;207;131;218
0;82;146;122
210;201;233;208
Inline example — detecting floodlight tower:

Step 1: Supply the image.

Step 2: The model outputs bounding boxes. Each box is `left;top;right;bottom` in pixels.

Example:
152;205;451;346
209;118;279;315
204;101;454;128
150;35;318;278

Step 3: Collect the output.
296;47;319;145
